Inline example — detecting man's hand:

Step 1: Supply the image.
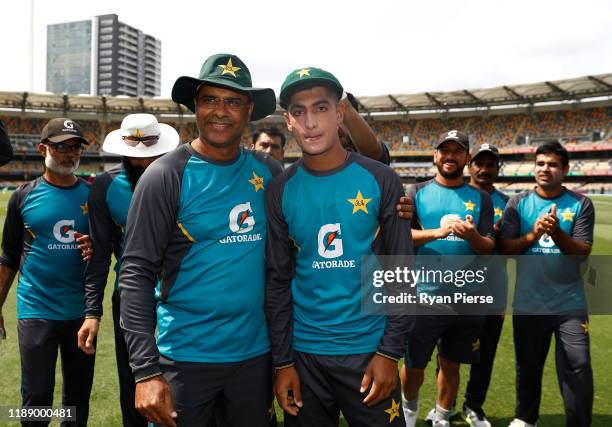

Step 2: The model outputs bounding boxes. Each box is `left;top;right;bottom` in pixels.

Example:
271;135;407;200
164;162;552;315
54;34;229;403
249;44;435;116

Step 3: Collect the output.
493;217;502;233
451;215;479;241
74;232;93;262
360;354;398;406
77;318;99;355
273;366;303;416
541;204;560;236
135;376;177;427
435;215;461;239
396;196;414;221
532;215;549;239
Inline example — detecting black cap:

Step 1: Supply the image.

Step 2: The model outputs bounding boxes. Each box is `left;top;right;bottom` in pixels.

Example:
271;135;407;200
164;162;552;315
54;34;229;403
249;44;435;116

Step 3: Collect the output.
436;130;469;151
41;118;89;145
470;142;500;161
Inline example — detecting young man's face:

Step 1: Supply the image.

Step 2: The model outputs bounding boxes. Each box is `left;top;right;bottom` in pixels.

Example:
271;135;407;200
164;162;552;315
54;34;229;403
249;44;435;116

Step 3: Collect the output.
434;141;469;179
469;152;499;187
252;132;284;161
534;153;568;190
195;85;253;148
284;86;344;156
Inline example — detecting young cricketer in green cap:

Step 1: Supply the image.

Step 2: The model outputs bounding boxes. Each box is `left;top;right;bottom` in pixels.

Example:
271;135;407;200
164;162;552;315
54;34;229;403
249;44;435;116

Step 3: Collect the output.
265;67;414;426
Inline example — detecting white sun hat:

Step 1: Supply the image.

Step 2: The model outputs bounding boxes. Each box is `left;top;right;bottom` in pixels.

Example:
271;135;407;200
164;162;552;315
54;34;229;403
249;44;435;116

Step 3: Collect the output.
103;113;180;158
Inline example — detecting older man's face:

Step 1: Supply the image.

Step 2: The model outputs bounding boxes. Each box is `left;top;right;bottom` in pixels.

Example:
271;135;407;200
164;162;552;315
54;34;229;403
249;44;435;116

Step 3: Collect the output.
38;138;83;176
195;85;253;148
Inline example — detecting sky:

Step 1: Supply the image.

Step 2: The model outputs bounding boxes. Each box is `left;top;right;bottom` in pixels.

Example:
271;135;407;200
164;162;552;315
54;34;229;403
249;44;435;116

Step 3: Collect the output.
1;0;611;98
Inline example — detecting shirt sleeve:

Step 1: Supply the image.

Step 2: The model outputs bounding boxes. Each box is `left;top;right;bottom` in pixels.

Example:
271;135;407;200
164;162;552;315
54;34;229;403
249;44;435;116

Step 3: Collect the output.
375;167;415;360
500;196;521;240
477;191;494;238
119;157;182;382
84;174;118;318
264;172;296;368
0;187;26;270
572;196;595;243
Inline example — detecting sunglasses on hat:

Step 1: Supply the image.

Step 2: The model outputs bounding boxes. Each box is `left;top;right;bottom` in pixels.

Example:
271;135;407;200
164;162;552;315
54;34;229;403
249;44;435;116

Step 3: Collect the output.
121;135;160;147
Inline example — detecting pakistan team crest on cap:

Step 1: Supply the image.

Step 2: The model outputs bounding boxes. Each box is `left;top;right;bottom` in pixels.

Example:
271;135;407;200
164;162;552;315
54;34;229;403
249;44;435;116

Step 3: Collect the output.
296;68;310;78
280;66;344;109
171;53;276;120
218;57;241;77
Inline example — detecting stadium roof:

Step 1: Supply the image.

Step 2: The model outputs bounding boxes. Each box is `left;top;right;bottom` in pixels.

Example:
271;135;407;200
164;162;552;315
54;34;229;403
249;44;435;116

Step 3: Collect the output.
0;73;610;115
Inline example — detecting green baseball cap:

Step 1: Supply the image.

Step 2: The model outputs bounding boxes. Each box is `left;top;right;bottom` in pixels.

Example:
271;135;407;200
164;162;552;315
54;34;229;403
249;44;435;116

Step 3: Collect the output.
171;53;276;121
279;67;343;110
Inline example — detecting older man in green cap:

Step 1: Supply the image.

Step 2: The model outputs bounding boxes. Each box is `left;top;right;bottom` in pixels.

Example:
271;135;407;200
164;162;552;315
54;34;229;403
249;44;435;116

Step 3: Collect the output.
118;53;282;427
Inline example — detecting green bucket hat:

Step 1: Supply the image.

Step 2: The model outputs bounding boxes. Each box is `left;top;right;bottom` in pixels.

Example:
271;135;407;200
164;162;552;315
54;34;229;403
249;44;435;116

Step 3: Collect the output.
171;53;277;121
279;67;344;110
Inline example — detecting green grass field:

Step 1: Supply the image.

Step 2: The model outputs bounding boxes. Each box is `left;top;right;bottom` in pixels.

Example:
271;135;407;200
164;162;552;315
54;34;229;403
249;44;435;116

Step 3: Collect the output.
0;190;610;426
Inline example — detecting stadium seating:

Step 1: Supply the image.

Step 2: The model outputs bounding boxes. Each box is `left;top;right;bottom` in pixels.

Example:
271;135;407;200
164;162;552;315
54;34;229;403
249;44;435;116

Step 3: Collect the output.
1;106;610;193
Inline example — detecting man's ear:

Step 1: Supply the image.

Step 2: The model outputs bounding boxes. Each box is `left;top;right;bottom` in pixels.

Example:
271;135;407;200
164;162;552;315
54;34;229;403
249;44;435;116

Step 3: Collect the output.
284;112;293;132
247;102;255;121
563;164;570;176
336;98;345;126
38;143;46;158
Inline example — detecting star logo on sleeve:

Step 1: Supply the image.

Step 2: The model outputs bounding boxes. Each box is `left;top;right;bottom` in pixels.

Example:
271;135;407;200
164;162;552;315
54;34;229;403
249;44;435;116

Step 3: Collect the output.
297;68;311;78
561;208;575;222
472;338;480;351
249;171;265;192
218;58;241;77
80;202;89;216
347;190;372;214
384;399;400;423
494;207;504;218
464;200;476;212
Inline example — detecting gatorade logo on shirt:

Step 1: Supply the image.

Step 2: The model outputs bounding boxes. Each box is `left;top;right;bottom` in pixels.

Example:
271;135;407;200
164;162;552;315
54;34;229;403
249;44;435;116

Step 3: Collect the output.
312;223;356;270
531;206;576;254
317;223;343;258
49;219;78;250
219;201;262;244
538;234;556;249
229;202;255;233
